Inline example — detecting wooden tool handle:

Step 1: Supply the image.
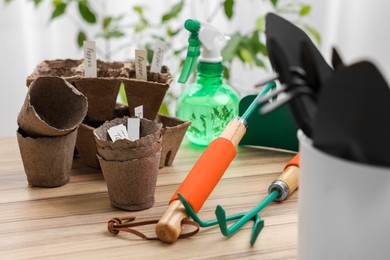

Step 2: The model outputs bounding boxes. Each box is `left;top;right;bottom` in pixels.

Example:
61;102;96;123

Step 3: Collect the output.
269;153;300;201
277;165;299;195
219;117;247;147
156;200;189;243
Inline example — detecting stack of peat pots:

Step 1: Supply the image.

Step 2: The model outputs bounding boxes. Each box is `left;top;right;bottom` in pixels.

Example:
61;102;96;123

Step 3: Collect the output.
20;59;191;211
17;76;88;187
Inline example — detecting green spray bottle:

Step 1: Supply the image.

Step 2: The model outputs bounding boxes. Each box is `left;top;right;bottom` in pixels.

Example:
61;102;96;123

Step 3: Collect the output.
176;19;239;146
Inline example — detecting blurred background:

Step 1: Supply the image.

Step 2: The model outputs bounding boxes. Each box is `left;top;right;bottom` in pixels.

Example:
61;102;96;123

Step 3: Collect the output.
1;0;389;137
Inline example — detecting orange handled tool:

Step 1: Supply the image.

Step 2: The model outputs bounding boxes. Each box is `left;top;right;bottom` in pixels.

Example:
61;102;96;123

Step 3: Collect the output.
155;117;247;242
213;152;300;245
177;152;300;246
268;153;300;201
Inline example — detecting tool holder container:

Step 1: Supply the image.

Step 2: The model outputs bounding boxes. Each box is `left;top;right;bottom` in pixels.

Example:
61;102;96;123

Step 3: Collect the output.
298;130;390;260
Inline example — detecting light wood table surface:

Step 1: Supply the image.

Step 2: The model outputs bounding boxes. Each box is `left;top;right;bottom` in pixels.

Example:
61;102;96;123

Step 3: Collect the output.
0;137;298;259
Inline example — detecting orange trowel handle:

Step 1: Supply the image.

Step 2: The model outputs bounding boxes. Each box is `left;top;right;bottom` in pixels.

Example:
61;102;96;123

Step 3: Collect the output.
170;138;236;212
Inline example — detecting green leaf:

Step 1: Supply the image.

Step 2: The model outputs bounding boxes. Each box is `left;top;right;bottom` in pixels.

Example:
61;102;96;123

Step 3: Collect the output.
271;0;278;7
250;31;259;47
103;17;112;30
77;30;87;48
238;48;254;66
299;5;311;16
96;30;125;39
158;102;169;116
190;126;202;136
303;24;321;45
212;107;221;118
173;46;186;56
135;22;147;32
166;27;181;37
151;35;165;42
104;30;125;39
133;6;143;16
190;113;196;120
172;2;184;17
33;0;42;6
161;0;184;23
51;2;66;20
256;16;265;31
224;0;234;19
145;44;154;64
253;56;265;68
258;42;268;56
161;14;172;22
250;31;268;56
223;65;230;80
134;17;149;32
237;33;267;69
78;1;96;24
118;83;127;105
222;32;241;62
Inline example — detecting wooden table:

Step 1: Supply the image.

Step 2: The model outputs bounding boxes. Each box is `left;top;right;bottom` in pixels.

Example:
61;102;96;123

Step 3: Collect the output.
0;137;298;259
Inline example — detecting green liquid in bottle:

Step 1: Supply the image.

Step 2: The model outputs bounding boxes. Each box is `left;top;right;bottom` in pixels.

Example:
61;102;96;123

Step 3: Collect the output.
176;62;239;146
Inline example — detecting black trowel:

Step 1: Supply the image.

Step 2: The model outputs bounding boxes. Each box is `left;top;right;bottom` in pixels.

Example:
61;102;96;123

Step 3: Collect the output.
312;61;390;167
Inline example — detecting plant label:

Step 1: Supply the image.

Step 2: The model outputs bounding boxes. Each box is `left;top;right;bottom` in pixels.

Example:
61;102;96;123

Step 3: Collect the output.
107;124;129;142
135;105;143;118
150;40;166;73
135;49;147;81
83;41;97;78
127;117;140;141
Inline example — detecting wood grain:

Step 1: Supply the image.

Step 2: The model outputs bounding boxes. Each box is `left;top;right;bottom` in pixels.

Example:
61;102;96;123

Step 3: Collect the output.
0;137;298;259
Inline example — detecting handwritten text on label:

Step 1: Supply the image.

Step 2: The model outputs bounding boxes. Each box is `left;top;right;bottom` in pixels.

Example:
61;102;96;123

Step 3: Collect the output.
135;49;147;81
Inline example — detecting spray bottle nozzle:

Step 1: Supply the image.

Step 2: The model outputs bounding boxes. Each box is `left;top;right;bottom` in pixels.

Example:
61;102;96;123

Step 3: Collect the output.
178;19;202;84
178;19;227;84
184;19;201;33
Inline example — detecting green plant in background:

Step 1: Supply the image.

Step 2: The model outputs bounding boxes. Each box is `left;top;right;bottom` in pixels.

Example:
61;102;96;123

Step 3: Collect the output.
3;0;320;115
